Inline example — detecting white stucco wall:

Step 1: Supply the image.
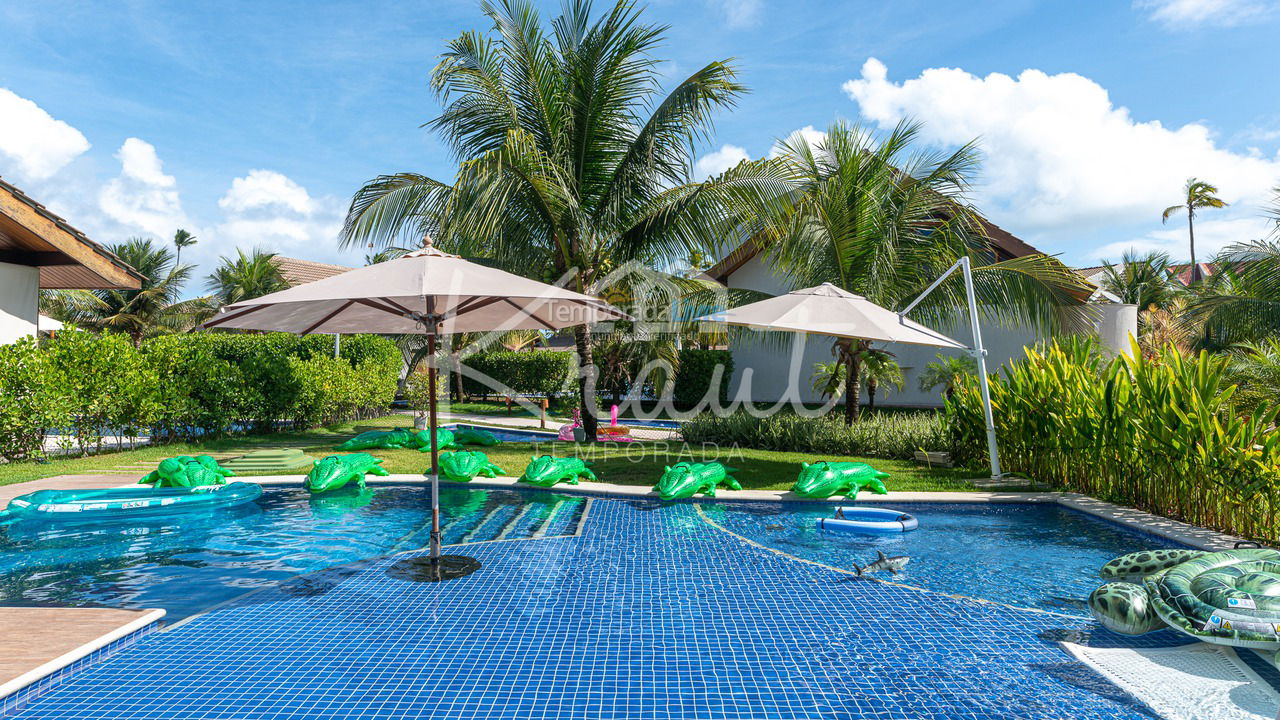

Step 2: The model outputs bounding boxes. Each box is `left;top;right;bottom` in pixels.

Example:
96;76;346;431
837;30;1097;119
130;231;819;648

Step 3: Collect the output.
0;262;39;345
719;254;1110;408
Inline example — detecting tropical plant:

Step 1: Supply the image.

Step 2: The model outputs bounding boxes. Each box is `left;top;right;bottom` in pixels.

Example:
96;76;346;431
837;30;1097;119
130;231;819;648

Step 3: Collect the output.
811;346;901;411
1097;250;1177;310
680;409;948;461
1138;296;1194;358
755;120;1091;423
918;353;977;402
173;228;197;265
339;0;788;439
40;237;201;346
1185;239;1280;347
207;248;289;305
365;246;412;265
1227;338;1280;413
1162;177;1228;283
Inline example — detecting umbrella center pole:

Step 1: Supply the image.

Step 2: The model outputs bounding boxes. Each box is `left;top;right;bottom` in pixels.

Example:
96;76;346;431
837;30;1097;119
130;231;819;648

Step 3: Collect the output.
426;330;442;561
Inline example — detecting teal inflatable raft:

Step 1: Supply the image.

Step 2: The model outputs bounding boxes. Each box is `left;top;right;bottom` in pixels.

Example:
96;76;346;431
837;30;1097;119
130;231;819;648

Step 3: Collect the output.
2;482;262;523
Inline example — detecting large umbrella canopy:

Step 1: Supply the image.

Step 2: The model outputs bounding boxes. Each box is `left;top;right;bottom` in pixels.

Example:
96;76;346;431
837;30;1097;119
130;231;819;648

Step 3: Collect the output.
703;282;965;349
204;244;625;334
201;240;626;574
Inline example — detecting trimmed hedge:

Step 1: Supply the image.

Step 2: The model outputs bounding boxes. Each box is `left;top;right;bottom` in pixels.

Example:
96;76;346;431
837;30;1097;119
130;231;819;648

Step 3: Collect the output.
680;410;946;460
460;351;575;397
0;331;401;461
671;349;732;408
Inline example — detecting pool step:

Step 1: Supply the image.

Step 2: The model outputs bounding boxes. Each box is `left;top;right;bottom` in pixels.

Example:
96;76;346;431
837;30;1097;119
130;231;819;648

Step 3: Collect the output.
389;495;588;552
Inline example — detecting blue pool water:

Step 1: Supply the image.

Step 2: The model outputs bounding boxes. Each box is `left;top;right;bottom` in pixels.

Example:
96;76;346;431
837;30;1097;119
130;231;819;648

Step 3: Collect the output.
0;484;585;621
703;501;1183;614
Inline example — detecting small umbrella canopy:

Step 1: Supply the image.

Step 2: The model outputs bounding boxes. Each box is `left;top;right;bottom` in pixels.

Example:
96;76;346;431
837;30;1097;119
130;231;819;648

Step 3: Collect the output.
205;244;624;335
702;282;966;349
201;240;627;568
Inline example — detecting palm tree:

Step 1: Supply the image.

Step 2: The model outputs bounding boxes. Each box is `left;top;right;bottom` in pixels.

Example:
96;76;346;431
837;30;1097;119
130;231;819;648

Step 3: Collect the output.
757;120;1092;422
811;346;903;411
1098;250;1176;310
340;0;786;439
1162;178;1228;283
173;229;197;265
207;248;289;305
40;237;199;345
364;246;412;265
861;348;903;411
918;353;977;402
1185;239;1280;348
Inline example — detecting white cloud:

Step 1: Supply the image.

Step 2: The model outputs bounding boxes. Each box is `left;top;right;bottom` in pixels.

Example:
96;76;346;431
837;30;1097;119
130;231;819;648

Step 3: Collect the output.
842;58;1280;246
0;88;91;181
712;0;761;29
1092;215;1275;261
98;138;188;238
694;144;750;179
1135;0;1275;28
219;169;316;214
769;125;828;158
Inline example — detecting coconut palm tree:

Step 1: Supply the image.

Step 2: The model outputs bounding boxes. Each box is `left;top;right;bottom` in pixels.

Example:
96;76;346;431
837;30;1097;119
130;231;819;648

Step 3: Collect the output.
1185;239;1280;348
757;120;1092;422
1098;250;1177;310
861;348;903;411
1162;178;1228;283
918;353;977;402
40;237;201;346
340;0;787;439
172;229;197;265
206;248;289;305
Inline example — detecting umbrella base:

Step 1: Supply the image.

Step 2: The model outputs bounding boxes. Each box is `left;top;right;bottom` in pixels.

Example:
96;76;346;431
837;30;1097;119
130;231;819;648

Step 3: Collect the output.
385;555;481;583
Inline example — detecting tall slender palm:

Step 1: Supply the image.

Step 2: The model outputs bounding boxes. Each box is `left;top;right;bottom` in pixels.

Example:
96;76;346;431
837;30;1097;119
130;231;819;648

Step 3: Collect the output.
1098;250;1176;310
340;0;787;438
1162;178;1228;283
173;229;197;265
758;120;1092;422
206;248;289;305
40;237;199;345
860;348;903;411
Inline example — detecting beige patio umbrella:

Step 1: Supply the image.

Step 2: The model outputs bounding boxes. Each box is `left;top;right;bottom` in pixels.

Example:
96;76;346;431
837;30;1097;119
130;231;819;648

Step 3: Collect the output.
701;271;1002;478
203;239;627;574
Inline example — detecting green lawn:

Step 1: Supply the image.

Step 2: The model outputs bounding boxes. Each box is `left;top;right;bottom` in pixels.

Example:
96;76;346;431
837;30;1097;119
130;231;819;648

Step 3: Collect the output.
2;414;983;493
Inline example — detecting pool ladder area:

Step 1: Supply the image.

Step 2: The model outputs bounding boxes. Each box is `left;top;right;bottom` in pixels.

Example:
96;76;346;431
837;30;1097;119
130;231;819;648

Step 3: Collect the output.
392;496;588;552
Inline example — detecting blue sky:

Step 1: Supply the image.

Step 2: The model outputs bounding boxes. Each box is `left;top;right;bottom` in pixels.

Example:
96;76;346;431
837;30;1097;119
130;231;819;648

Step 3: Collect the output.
2;0;1278;293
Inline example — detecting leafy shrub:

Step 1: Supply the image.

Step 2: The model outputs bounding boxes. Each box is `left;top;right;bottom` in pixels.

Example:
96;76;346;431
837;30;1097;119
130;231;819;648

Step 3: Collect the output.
947;336;1280;541
671;349;733;409
44;330;160;453
460;351;575;397
0;338;65;461
680;409;946;460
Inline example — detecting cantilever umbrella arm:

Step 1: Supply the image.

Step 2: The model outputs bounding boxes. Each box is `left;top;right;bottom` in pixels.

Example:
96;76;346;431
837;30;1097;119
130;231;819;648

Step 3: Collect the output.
898;256;1003;479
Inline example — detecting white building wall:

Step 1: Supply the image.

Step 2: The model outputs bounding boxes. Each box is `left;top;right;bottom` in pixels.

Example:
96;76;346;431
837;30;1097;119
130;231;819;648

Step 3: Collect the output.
0;262;39;345
720;253;1108;408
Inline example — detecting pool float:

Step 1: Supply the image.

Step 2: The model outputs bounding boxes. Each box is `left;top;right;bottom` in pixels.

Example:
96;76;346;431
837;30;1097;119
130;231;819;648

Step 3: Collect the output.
304;453;389;493
453;427;501;446
791;461;889;499
138;455;236;488
557;409;584;442
519;455;595;487
3;482;262;523
817;506;917;533
598;405;635;442
439;450;505;482
334;427;460;451
655;461;740;500
1089;548;1280;649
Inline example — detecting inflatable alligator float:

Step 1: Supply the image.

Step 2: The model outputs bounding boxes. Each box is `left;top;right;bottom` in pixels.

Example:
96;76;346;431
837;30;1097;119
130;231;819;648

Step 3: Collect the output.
655;461;740;500
439;450;505;482
791;461;889;499
519;455;595;487
305;453;389;493
139;455;236;488
1089;547;1280;649
334;427;460;452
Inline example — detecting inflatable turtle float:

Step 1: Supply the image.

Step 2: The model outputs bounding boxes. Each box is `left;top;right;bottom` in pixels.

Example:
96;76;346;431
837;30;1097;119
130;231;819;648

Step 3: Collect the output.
1089;547;1280;650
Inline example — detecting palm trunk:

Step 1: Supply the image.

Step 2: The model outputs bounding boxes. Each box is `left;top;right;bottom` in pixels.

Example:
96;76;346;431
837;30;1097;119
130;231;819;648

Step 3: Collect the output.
843;354;863;425
573;325;599;440
867;378;878;411
1187;211;1199;283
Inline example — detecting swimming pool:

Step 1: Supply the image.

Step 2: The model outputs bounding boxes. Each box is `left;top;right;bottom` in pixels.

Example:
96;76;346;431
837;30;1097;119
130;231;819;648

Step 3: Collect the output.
702;501;1184;614
0;484;586;621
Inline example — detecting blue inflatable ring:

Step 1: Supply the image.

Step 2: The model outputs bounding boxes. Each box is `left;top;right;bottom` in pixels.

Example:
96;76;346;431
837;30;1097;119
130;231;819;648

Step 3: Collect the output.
817;506;918;534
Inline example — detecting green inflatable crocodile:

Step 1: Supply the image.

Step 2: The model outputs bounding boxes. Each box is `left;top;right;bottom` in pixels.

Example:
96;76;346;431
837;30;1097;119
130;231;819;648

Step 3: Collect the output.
439;450;505;482
1088;547;1280;649
791;461;890;499
655;461;740;500
453;427;501;446
519;455;595;487
139;455;236;488
304;453;389;494
334;427;461;452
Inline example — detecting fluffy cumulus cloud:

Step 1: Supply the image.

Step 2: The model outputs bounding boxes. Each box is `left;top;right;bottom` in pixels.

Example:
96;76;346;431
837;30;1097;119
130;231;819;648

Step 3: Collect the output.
210;169;342;259
98;138;189;238
694;144;750;179
769;125;828;158
219;169;316;215
842;58;1280;259
712;0;762;29
1135;0;1276;28
0;88;91;181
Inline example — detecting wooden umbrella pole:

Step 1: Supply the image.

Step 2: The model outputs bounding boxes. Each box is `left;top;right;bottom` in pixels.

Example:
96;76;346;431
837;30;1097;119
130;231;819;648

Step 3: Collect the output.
428;331;441;561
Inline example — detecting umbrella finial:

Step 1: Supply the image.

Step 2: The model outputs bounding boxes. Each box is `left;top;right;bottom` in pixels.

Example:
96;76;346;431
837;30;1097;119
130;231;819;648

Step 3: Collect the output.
422;234;433;248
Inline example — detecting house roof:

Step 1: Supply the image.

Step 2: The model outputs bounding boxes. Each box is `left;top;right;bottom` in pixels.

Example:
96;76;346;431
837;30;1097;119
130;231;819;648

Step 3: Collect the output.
704;213;1043;284
0;177;144;289
1073;261;1217;288
272;256;353;287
